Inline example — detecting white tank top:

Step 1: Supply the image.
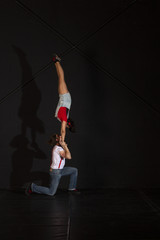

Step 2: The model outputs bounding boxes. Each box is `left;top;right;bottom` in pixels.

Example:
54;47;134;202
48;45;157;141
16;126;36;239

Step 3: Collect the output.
50;145;65;169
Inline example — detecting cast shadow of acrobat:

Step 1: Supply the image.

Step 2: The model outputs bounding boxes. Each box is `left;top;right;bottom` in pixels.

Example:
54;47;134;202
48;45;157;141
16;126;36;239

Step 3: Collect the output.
10;46;49;190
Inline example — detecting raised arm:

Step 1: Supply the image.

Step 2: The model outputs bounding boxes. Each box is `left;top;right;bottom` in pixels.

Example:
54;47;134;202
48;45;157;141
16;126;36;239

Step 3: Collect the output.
61;121;67;142
59;137;71;159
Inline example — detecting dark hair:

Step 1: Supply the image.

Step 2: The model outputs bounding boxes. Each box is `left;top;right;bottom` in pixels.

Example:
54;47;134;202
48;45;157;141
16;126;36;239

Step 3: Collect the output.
67;118;75;133
48;134;57;146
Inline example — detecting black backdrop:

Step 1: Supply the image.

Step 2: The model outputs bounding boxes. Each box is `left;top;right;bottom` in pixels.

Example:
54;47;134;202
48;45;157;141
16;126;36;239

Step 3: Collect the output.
0;0;160;189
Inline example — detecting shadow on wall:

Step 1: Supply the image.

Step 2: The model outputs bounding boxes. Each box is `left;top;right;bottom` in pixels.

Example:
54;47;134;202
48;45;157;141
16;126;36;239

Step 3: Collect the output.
10;46;48;189
13;45;44;147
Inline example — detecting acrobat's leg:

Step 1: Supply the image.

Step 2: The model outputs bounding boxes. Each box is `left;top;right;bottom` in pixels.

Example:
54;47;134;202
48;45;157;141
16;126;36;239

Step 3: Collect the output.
53;55;68;95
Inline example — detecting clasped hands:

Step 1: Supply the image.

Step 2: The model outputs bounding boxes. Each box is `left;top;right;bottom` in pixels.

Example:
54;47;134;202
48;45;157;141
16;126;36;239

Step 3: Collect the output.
59;136;67;148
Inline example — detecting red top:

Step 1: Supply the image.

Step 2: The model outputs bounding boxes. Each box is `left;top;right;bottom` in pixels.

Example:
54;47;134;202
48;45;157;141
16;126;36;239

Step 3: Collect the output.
57;107;68;122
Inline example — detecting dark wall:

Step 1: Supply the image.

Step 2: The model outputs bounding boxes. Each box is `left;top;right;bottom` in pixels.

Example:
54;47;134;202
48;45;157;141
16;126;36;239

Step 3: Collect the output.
0;0;160;189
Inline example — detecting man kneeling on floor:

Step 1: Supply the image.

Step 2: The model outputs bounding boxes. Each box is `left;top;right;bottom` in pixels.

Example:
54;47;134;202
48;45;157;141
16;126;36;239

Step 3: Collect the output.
25;134;79;196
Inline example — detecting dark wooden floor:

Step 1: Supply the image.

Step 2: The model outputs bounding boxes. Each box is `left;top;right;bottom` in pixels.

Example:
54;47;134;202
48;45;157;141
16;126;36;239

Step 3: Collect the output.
0;188;160;240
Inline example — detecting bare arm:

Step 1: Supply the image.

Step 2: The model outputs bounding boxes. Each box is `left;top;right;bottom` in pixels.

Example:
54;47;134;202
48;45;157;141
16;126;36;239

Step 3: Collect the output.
59;137;72;159
61;121;67;142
